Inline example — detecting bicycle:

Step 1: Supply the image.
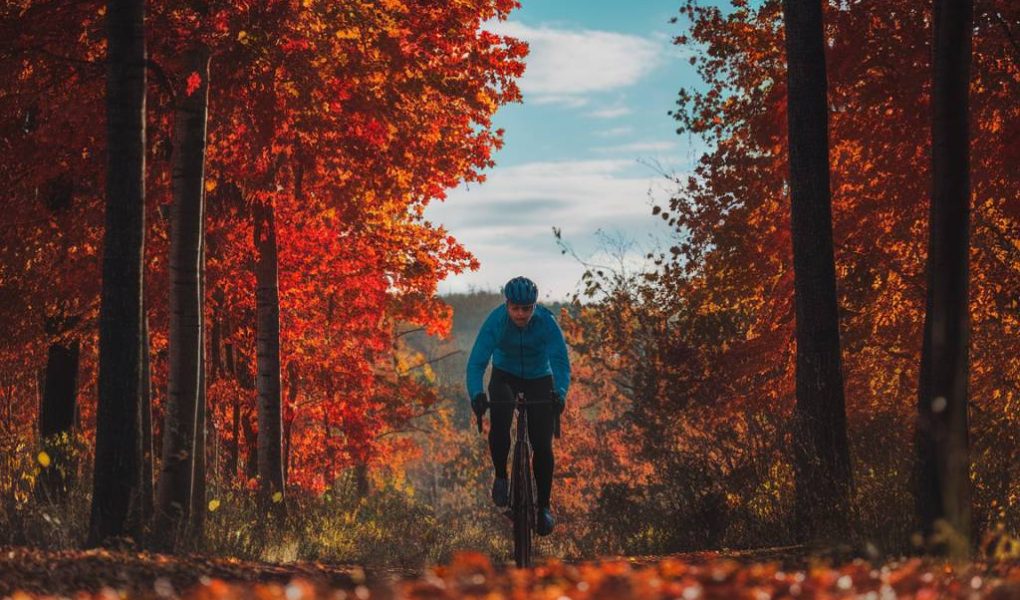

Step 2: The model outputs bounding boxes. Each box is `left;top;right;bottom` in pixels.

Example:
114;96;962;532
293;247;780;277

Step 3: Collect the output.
476;392;560;568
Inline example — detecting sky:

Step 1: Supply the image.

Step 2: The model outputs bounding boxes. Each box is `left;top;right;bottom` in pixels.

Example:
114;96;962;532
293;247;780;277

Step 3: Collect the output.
424;0;718;302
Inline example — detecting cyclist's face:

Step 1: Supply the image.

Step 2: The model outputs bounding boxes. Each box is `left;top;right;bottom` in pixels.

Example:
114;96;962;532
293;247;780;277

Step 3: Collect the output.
507;301;535;327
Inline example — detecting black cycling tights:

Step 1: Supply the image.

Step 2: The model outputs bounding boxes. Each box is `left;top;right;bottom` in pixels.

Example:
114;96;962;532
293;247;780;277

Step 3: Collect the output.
488;368;557;508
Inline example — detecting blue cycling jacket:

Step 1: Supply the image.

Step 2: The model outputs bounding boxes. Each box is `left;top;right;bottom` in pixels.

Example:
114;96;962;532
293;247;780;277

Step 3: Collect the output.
466;303;571;401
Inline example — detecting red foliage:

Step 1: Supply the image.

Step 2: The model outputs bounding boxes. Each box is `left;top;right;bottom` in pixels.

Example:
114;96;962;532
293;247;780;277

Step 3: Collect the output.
0;0;526;490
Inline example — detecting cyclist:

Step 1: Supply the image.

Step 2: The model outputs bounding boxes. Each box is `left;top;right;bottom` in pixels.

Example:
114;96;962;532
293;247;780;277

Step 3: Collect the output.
467;276;570;536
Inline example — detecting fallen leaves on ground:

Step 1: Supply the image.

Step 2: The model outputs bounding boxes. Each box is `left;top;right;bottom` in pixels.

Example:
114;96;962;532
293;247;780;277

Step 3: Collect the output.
4;547;1020;599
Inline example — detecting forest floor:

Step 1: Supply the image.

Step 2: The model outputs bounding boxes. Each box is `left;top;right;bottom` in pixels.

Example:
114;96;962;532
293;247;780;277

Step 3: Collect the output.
3;545;1020;599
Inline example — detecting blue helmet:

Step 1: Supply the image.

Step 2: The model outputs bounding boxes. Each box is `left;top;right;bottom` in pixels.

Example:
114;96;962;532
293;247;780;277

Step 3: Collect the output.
503;276;538;305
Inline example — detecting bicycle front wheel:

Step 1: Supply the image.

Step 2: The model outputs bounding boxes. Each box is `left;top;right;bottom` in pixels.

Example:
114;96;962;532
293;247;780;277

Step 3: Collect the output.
511;440;534;568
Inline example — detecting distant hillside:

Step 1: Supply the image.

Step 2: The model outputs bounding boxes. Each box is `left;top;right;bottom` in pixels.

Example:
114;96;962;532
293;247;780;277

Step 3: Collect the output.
444;291;504;352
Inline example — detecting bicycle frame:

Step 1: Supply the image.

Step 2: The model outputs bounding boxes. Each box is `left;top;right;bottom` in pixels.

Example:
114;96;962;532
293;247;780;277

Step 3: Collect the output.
481;392;559;568
510;392;534;567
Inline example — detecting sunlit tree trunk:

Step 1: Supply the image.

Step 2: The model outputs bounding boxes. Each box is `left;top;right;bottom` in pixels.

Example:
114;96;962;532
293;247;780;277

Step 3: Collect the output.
915;0;973;558
284;361;298;484
88;0;146;548
781;0;853;542
255;198;285;515
154;43;210;550
190;239;208;537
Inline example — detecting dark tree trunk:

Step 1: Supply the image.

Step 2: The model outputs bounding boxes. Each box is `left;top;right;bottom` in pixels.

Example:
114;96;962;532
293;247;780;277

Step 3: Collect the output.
140;313;154;525
355;463;370;499
244;410;258;481
88;0;146;548
781;0;853;542
254;198;285;514
37;341;79;502
915;0;973;558
154;43;210;551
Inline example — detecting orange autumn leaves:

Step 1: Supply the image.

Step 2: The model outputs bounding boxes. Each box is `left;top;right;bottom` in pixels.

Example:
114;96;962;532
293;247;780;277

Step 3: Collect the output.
9;549;1020;599
0;0;526;490
649;0;1019;534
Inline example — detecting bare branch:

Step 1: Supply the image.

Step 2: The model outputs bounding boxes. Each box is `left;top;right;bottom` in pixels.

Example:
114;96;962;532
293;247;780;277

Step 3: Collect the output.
398;350;461;376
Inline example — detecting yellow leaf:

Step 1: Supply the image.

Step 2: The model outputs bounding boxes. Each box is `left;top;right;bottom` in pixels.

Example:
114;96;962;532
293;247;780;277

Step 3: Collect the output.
205;179;218;192
37;451;51;468
208;499;221;512
272;491;283;503
238;31;249;43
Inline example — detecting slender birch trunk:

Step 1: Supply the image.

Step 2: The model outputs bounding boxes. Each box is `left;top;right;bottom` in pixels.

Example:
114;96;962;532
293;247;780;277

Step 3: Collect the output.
154;43;210;550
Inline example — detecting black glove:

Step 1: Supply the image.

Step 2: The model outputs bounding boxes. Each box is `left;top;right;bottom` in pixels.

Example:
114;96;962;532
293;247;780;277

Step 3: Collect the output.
553;391;565;416
471;393;488;432
552;391;565;439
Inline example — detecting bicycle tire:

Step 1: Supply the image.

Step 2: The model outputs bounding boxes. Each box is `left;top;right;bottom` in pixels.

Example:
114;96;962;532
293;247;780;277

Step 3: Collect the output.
511;438;534;568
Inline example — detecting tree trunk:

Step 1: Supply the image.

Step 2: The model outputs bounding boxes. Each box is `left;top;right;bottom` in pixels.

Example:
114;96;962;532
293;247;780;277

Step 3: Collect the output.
915;0;973;558
190;366;207;537
284;361;299;484
781;0;853;542
140;313;154;525
355;462;370;499
254;198;285;514
88;0;146;548
190;238;208;538
154;43;211;551
37;340;79;502
244;409;258;481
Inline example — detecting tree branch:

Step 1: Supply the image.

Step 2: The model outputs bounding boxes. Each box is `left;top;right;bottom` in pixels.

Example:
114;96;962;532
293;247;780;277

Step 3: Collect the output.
398;350;461;376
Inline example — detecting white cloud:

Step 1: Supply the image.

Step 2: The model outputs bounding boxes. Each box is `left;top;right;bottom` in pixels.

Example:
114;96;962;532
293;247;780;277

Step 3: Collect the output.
485;20;664;107
593;140;678;154
424;160;679;299
588;106;633;119
528;94;591;108
595;126;634;137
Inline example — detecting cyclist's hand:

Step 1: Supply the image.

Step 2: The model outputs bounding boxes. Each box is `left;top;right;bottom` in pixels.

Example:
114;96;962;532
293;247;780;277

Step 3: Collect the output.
471;393;488;432
553;391;566;416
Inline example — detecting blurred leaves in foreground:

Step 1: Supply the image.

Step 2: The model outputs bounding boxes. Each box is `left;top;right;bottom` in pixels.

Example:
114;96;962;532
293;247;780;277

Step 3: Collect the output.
5;547;1020;599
